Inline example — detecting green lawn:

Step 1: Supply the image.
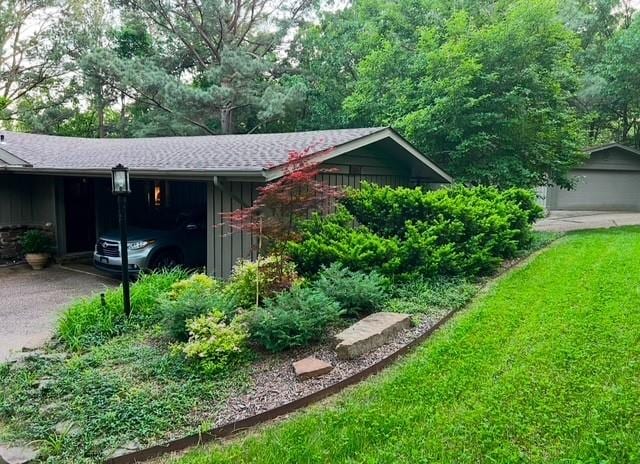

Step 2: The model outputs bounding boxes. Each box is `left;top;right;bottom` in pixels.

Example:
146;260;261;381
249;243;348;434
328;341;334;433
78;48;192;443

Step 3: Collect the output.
170;228;640;464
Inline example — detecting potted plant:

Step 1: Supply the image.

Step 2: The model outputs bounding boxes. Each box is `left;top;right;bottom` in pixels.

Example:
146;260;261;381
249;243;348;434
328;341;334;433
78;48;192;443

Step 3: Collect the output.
20;229;54;270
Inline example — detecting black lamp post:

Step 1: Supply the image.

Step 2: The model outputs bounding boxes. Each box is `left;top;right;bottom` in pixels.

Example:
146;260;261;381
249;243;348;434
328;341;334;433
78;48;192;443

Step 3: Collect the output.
111;164;131;317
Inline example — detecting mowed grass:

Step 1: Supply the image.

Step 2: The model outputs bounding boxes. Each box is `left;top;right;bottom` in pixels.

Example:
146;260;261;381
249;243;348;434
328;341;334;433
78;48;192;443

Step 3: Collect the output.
170;228;640;464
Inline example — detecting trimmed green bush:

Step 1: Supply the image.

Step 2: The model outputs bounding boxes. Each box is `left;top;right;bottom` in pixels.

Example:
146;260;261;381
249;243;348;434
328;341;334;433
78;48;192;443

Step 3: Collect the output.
288;207;402;276
313;263;390;317
500;187;545;224
249;286;343;352
57;268;188;350
176;312;249;375
343;182;541;247
291;184;541;279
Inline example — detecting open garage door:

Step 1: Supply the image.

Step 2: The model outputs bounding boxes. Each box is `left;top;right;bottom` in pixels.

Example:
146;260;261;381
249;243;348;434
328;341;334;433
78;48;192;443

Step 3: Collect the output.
553;169;640;211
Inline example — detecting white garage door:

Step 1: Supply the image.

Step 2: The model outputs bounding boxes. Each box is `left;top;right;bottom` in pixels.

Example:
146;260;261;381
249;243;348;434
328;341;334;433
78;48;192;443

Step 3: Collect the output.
554;169;640;211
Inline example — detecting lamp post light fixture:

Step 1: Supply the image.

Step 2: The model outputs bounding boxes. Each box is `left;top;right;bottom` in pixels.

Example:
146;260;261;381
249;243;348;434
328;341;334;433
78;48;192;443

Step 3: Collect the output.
111;164;132;317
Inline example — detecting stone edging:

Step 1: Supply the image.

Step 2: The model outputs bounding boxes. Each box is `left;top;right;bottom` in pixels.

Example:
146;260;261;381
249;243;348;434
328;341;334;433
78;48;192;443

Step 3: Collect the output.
104;239;563;464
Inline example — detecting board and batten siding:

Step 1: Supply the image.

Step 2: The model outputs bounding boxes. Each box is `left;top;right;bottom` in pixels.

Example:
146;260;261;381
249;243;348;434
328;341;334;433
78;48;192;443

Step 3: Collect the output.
206;152;412;279
0;173;56;226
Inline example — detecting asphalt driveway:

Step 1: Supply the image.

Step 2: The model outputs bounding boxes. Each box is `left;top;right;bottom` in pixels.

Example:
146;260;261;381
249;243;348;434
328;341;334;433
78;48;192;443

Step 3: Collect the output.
536;210;640;232
0;265;116;362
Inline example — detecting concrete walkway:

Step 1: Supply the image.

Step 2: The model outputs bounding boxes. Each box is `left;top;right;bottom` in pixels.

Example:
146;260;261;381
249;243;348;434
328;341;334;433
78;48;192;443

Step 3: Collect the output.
0;264;116;362
535;210;640;232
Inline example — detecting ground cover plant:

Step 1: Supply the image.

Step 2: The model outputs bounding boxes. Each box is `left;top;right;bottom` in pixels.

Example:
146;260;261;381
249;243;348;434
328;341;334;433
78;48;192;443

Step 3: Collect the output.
0;329;248;463
165;227;640;464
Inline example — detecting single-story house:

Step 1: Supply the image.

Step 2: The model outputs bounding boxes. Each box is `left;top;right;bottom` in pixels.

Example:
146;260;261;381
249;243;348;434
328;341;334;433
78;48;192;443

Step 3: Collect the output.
0;127;452;277
541;143;640;212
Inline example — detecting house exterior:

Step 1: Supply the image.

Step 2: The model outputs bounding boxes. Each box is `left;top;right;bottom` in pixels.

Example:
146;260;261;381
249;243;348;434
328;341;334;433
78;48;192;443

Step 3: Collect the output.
540;143;640;212
0;127;452;277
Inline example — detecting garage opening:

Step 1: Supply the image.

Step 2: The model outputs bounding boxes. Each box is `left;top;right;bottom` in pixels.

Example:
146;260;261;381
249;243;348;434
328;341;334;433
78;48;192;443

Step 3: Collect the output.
63;178;207;274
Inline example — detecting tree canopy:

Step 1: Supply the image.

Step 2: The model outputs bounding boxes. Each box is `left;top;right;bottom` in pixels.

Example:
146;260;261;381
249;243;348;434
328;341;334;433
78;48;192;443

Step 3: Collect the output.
2;0;639;188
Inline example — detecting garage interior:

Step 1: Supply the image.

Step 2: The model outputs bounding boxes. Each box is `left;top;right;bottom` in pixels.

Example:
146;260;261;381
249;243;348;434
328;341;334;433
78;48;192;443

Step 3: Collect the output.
59;177;208;268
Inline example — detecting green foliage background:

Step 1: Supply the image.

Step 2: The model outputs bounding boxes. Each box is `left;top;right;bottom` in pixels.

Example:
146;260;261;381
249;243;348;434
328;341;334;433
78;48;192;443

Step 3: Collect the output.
2;0;640;186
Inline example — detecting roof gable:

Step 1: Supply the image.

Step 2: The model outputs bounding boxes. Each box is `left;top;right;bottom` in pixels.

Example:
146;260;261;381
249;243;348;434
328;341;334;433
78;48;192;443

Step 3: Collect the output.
586;142;640;157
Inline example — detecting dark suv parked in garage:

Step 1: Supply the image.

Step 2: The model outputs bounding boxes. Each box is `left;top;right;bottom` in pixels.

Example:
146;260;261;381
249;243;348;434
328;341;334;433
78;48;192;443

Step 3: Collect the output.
93;210;206;275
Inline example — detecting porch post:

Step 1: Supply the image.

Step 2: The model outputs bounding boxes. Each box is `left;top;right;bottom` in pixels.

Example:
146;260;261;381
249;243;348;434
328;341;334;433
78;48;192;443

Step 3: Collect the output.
206;180;215;276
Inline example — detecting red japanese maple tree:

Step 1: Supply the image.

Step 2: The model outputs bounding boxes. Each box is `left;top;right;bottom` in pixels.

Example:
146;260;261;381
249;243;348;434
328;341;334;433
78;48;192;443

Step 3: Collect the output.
221;144;343;259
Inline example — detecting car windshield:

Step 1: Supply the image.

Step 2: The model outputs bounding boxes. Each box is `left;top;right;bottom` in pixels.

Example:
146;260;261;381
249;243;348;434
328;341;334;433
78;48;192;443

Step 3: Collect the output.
129;209;204;230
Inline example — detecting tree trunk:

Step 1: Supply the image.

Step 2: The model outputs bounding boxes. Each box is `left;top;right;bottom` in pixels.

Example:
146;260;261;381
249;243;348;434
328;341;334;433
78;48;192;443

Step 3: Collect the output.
119;91;127;136
621;106;630;143
221;106;234;134
97;86;106;139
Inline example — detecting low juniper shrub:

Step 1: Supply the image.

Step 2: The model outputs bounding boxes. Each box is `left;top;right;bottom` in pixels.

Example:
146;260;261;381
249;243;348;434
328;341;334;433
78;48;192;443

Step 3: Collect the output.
161;290;235;342
313;263;390;317
249;286;343;352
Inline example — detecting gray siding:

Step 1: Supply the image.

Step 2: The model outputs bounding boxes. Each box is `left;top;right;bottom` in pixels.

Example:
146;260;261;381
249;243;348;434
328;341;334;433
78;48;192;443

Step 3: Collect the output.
207;152;412;279
582;147;640;171
209;180;262;279
547;169;640;211
0;173;56;226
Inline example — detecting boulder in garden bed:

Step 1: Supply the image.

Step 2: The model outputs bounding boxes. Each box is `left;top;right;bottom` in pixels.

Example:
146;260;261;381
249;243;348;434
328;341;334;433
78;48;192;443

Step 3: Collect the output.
334;312;411;360
0;445;39;464
293;357;333;380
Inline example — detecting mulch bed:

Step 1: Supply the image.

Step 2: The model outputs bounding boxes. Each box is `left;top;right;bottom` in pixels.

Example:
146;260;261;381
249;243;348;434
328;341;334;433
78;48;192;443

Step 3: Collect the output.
153;251;546;455
157;308;449;445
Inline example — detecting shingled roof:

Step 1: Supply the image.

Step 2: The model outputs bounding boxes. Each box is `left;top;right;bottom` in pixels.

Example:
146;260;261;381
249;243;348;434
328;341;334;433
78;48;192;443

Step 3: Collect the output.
0;127;452;182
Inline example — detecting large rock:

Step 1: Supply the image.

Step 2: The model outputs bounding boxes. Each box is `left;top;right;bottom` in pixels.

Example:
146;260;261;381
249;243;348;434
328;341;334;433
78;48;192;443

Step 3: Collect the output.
104;440;141;460
0;445;39;464
34;378;54;392
334;312;411;360
293;357;333;380
54;420;82;437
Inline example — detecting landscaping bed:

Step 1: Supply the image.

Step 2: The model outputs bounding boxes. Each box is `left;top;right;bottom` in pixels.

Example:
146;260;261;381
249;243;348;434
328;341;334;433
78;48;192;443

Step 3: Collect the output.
1;181;549;463
163;227;640;464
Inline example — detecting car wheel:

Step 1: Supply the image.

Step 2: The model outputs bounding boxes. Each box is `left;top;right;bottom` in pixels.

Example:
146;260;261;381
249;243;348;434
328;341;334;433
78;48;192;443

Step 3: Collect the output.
149;250;181;270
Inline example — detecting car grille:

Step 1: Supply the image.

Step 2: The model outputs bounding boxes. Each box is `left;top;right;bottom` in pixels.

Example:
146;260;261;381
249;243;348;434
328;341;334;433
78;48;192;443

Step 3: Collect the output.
97;240;120;257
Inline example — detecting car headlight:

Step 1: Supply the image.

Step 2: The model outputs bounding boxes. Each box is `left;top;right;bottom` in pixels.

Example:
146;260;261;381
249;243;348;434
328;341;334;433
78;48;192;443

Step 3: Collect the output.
127;240;154;250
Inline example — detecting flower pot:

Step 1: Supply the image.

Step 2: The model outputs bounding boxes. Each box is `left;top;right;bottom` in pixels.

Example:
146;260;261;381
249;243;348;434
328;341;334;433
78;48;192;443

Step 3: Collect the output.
25;253;49;270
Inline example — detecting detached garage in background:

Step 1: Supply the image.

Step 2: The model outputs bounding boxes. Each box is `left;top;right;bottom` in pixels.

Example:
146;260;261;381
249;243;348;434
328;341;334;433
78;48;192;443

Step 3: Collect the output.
543;143;640;212
0;127;452;278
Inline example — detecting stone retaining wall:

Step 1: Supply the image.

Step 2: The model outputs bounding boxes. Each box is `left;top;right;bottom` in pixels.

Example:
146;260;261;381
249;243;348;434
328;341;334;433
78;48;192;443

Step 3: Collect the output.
0;224;55;260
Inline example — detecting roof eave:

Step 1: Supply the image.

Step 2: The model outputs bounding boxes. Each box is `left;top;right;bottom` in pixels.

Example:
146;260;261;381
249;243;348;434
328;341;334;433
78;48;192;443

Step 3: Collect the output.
586;142;640;156
262;127;453;184
1;166;267;180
